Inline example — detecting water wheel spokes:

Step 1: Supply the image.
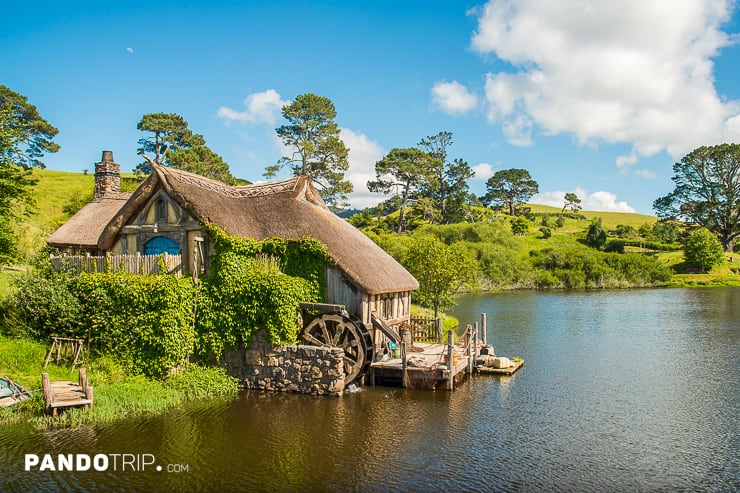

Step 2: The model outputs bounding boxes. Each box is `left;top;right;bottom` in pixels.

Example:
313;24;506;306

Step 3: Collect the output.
301;313;371;384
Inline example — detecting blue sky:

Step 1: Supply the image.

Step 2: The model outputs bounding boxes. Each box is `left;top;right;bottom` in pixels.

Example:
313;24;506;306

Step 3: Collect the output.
3;0;739;214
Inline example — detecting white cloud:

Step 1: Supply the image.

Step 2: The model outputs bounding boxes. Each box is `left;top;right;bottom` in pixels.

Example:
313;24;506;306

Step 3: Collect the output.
431;80;478;115
531;187;635;213
340;128;386;209
472;162;495;180
634;169;657;179
472;0;740;162
501;114;534;147
218;89;289;125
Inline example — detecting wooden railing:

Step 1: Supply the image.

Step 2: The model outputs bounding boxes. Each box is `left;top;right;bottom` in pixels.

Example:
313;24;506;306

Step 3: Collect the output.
408;317;443;344
50;253;183;276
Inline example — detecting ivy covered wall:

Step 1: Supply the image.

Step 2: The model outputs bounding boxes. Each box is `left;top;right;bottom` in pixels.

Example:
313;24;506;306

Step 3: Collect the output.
4;228;333;377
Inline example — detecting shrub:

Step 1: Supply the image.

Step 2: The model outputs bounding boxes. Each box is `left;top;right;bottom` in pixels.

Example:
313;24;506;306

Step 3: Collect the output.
585;220;607;249
684;228;724;272
166;363;238;398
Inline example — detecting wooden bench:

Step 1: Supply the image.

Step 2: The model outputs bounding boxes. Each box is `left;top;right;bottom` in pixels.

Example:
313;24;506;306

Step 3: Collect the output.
42;368;94;416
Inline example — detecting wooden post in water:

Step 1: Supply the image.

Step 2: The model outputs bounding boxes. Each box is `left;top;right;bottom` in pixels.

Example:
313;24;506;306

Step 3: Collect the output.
481;313;487;346
42;373;52;415
447;329;454;390
401;341;408;388
465;324;472;374
473;321;479;373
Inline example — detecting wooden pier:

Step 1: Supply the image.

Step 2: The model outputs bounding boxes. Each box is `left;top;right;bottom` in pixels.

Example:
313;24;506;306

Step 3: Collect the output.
366;314;524;390
368;342;470;390
42;368;93;416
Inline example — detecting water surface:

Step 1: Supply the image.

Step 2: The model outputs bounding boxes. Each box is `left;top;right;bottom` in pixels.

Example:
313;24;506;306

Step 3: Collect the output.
1;288;737;492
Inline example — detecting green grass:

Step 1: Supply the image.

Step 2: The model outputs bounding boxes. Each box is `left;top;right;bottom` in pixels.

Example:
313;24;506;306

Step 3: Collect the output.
13;169;140;262
0;335;237;430
528;203;658;230
0;269;20;297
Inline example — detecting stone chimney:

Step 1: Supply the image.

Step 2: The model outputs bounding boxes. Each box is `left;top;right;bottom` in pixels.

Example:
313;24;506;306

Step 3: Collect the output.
94;150;121;199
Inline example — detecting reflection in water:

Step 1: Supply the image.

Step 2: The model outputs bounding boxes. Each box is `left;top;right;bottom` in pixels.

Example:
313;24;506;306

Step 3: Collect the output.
1;288;738;492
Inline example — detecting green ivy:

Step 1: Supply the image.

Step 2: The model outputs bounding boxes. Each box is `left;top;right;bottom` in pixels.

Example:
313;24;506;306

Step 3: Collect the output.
7;227;333;376
198;226;329;357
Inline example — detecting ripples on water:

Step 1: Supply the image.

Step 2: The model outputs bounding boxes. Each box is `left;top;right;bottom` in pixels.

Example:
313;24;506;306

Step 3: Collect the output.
1;288;738;492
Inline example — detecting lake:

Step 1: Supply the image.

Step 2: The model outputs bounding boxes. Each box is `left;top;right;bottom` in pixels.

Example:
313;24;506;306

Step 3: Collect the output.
1;288;738;492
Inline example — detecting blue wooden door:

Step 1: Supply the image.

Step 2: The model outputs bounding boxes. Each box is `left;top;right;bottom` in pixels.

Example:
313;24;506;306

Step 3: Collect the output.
144;236;180;255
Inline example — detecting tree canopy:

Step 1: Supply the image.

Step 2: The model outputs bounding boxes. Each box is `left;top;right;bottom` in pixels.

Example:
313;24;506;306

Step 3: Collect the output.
166;145;239;185
563;192;582;213
653;144;740;252
265;93;352;207
1;86;59;264
368;147;436;233
417;131;474;224
136;113;205;172
1;85;59;169
482;168;539;216
403;235;475;319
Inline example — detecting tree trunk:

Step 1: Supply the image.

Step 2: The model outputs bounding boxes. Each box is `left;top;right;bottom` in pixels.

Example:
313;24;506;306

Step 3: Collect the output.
397;182;411;234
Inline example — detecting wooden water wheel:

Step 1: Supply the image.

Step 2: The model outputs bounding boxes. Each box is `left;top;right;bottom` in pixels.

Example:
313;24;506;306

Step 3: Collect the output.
301;313;373;385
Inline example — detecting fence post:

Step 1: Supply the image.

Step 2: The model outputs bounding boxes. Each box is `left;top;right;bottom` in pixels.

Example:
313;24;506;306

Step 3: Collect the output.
481;313;487;346
447;329;454;390
436;318;443;344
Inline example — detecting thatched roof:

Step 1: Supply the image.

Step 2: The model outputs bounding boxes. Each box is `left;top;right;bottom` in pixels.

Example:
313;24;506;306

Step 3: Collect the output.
47;193;131;250
99;166;418;295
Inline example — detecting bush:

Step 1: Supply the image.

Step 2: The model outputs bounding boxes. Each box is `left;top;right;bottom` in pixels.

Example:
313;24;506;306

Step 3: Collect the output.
684;228;724;272
604;240;625;253
6;274;83;339
585;220;607;249
166;363;238;398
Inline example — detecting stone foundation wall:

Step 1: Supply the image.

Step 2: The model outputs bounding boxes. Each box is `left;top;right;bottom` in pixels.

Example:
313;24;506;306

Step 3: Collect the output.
223;332;345;396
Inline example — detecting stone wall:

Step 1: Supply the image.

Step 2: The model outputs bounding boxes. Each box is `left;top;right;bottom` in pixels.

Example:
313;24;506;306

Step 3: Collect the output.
223;332;346;396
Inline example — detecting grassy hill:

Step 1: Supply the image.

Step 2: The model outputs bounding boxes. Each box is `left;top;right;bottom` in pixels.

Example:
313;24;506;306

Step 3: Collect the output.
527;204;658;230
5;169;739;288
13;169;140;259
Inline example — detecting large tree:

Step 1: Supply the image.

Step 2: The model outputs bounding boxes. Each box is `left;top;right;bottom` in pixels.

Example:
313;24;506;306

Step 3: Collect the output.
562;192;582;213
654;144;740;252
1;85;59;169
166;145;239;185
368;148;436;233
482;168;539;216
417;131;474;224
136;113;205;172
1;86;59;263
265;93;352;207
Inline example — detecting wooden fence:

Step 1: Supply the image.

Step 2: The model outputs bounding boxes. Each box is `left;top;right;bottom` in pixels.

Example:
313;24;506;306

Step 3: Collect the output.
50;253;183;276
408;317;443;344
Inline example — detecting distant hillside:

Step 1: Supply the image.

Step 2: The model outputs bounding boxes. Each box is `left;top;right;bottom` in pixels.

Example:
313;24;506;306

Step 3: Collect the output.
17;169;658;259
527;204;658;230
16;169;140;259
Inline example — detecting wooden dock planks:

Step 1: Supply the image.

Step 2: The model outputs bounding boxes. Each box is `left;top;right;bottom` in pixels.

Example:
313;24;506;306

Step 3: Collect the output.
368;343;470;390
42;369;94;416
